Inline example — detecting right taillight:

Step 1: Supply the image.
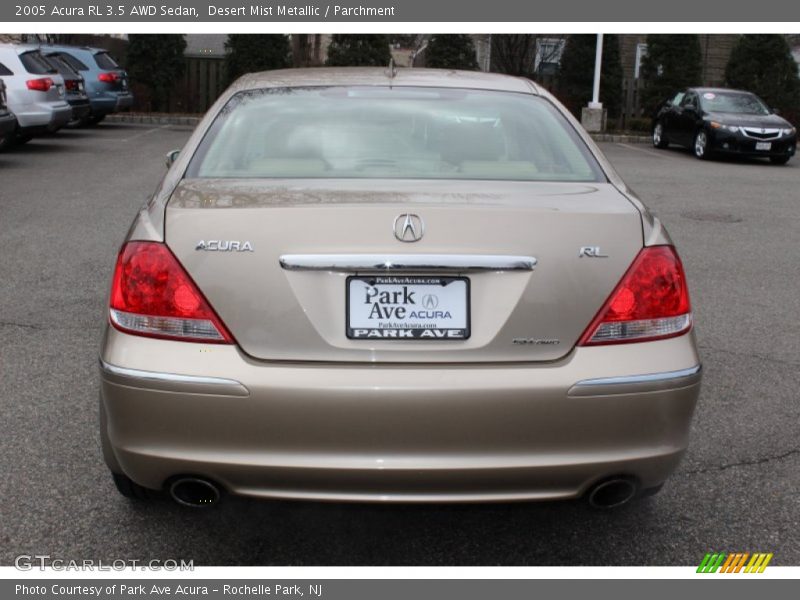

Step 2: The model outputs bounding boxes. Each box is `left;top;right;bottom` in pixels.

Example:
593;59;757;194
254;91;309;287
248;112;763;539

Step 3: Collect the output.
578;245;692;346
109;241;234;344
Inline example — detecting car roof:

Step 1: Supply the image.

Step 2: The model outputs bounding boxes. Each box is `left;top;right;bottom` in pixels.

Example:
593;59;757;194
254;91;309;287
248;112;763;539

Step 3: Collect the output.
689;87;753;95
39;44;107;54
232;67;541;95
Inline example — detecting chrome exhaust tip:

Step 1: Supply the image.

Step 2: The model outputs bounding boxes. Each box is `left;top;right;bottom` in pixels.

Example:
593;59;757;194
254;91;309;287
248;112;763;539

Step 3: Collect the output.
587;477;638;509
169;477;221;508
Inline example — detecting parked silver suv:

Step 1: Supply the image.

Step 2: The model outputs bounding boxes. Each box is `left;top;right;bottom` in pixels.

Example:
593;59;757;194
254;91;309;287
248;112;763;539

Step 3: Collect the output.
0;43;72;147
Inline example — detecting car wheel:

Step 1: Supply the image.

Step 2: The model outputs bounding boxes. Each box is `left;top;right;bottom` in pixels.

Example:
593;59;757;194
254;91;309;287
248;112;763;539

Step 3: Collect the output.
769;155;791;165
0;134;13;151
15;134;32;146
693;130;711;160
652;122;669;149
112;472;152;500
88;114;106;125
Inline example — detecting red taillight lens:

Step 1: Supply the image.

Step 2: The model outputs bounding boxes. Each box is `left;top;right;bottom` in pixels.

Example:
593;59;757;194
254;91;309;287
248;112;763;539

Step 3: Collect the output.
578;245;692;346
98;71;120;83
26;77;53;92
65;79;78;91
109;242;234;344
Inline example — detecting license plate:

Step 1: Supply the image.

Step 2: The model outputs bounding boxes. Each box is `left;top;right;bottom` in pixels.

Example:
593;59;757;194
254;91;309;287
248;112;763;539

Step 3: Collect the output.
347;275;470;340
756;142;772;151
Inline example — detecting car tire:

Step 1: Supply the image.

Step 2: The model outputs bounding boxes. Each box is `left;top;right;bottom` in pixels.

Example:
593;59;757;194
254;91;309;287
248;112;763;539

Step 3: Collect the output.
15;134;32;146
652;122;669;149
112;472;152;500
0;134;13;151
769;155;791;165
88;114;106;126
693;129;712;160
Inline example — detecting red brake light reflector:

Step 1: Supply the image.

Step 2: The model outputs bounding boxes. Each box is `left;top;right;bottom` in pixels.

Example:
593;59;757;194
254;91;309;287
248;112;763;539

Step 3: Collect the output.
98;72;120;83
578;245;692;346
26;78;53;92
109;242;233;344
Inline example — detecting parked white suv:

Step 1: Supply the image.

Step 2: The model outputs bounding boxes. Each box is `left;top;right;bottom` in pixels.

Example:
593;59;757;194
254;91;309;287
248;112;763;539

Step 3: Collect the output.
0;43;72;147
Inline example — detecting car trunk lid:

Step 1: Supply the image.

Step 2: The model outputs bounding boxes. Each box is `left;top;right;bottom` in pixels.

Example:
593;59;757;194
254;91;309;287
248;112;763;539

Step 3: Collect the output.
165;179;643;363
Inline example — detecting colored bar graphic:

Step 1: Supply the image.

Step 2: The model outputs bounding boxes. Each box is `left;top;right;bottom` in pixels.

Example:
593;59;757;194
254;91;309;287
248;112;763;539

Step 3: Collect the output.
697;552;772;573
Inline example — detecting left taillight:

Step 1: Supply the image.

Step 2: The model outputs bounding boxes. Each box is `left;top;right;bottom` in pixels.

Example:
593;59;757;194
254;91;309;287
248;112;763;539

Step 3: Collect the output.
26;77;53;92
98;71;120;83
109;241;234;344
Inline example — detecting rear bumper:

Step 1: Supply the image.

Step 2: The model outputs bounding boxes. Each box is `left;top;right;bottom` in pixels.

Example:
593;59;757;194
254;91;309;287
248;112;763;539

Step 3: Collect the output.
67;97;91;120
100;329;702;502
88;95;118;116
114;92;134;110
0;111;16;136
15;102;72;133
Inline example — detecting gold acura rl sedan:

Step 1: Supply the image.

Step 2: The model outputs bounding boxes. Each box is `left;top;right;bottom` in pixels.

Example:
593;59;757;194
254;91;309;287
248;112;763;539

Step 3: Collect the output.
99;68;702;509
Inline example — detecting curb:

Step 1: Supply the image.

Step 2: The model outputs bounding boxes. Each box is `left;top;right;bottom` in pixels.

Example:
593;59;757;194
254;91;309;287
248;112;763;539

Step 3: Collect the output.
106;113;652;143
105;114;202;126
590;134;651;144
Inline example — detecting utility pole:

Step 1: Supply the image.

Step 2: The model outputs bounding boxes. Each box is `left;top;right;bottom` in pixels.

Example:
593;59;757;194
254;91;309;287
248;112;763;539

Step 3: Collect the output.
581;33;607;132
590;33;603;109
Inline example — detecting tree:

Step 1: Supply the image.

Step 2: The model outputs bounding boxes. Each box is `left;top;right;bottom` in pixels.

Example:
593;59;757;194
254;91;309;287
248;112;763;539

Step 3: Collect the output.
126;34;186;112
557;35;623;118
640;35;702;114
490;35;538;77
725;35;800;116
224;34;290;85
326;35;391;67
425;35;478;70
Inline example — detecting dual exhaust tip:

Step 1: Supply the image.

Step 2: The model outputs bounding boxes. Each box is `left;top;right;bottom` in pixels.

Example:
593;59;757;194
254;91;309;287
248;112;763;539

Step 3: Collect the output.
167;475;640;509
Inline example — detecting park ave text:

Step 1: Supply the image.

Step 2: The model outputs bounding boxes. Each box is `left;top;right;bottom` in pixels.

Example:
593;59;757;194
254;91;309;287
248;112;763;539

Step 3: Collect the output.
21;4;396;18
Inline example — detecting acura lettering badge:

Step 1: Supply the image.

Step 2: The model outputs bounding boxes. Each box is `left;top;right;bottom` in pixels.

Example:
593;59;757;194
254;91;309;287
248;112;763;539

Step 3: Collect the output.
393;214;424;243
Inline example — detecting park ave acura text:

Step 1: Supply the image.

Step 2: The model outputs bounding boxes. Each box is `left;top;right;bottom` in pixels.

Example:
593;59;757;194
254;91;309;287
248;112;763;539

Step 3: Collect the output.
99;67;702;509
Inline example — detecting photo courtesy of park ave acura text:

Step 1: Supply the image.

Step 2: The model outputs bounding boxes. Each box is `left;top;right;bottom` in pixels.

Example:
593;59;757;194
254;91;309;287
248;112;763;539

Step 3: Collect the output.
1;25;799;569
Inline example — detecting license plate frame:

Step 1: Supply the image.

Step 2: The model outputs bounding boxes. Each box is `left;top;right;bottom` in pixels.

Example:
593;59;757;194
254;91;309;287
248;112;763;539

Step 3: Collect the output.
755;141;772;151
346;275;470;341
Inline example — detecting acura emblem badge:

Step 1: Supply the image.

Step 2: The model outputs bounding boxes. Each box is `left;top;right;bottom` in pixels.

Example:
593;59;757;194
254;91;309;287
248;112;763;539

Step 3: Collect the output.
393;213;424;242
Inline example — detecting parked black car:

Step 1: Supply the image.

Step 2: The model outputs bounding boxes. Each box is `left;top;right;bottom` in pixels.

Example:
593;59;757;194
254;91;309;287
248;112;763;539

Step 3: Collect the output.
652;87;797;164
0;78;18;149
42;53;91;125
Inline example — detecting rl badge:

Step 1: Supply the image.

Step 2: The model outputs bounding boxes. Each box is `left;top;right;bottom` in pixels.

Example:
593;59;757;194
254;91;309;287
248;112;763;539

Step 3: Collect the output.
347;276;470;340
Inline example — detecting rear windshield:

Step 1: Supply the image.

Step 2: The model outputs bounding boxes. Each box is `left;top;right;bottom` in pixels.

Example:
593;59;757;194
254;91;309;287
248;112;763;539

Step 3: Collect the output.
93;52;120;70
53;52;89;71
19;51;57;75
186;86;605;182
699;91;770;115
43;55;76;77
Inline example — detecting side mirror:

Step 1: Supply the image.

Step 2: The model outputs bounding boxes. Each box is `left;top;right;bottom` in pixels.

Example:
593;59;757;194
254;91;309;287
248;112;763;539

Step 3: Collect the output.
165;149;180;169
772;107;781;115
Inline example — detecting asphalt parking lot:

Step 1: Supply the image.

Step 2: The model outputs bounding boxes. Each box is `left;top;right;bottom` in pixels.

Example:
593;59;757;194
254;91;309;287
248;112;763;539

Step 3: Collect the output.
1;124;798;566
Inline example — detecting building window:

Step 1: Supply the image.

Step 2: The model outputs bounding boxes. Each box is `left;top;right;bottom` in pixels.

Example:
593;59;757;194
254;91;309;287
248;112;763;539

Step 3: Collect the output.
634;43;648;79
534;38;565;75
